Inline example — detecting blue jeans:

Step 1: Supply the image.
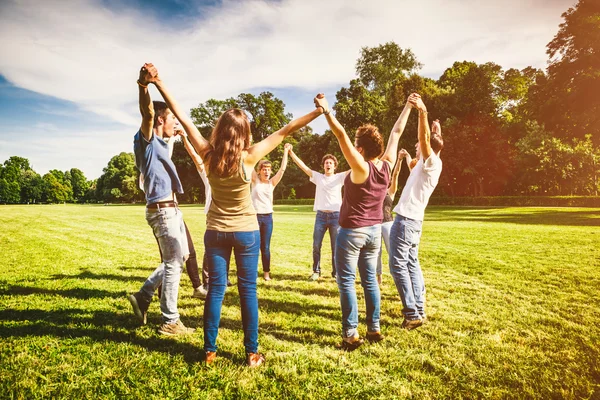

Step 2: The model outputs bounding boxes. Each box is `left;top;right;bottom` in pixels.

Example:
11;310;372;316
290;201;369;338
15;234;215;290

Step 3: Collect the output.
313;211;339;275
389;215;425;320
377;220;394;275
335;225;382;337
203;230;260;354
257;213;273;273
140;207;189;324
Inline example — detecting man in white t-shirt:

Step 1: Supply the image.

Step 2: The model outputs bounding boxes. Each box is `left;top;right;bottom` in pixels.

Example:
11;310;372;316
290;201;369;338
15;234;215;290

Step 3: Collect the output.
389;95;444;331
289;149;349;281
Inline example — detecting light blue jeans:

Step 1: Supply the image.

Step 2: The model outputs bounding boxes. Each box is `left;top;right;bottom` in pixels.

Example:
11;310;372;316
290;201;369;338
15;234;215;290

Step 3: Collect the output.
389;215;425;320
203;230;260;354
377;220;394;275
335;225;382;338
313;211;339;275
139;207;189;324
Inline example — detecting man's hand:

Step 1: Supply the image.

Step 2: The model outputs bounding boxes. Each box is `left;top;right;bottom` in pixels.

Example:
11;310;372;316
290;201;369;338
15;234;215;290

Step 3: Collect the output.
399;149;409;159
138;64;151;86
141;63;160;85
314;93;330;114
409;93;427;113
284;143;292;152
406;93;420;108
431;119;441;135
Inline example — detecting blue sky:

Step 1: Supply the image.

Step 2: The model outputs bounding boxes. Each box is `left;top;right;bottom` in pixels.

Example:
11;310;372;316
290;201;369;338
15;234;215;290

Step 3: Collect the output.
0;0;575;179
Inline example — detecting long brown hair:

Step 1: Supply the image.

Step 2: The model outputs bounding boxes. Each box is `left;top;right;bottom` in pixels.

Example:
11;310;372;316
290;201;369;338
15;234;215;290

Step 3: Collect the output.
204;109;252;177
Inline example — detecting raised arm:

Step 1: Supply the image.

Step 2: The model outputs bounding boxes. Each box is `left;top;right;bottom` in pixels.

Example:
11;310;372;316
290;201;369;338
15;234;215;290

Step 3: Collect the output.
137;65;154;141
388;149;407;198
404;151;413;172
181;133;205;174
380;95;415;167
270;143;291;187
245;108;322;167
410;96;433;160
142;63;211;158
288;147;313;178
315;94;369;183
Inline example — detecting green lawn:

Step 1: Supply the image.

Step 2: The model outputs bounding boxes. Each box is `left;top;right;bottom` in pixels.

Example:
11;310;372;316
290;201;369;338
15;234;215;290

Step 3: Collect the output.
1;204;599;399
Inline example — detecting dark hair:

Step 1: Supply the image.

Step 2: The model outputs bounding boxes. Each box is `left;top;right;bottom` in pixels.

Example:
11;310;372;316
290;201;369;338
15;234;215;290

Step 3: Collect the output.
431;133;444;154
355;124;384;161
152;101;170;127
322;154;338;168
204;108;252;177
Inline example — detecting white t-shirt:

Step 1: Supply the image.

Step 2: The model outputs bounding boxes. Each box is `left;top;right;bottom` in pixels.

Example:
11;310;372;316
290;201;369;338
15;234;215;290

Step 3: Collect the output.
310;171;347;212
198;169;212;215
393;153;442;221
251;181;274;214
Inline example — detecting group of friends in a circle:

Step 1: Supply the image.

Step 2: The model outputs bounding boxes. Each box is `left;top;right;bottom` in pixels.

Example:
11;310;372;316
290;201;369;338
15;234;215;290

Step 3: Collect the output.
129;63;443;367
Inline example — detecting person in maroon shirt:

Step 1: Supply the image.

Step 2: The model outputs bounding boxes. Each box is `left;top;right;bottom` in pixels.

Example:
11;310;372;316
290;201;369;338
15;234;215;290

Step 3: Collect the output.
314;93;417;350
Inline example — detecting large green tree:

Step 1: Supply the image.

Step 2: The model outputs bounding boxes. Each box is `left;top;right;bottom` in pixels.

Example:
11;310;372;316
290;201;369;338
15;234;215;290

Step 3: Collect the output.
96;153;141;203
539;0;600;145
190;91;292;144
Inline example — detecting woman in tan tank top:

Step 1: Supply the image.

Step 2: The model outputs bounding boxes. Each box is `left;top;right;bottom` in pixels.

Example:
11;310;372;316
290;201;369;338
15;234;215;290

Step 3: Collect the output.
143;64;324;367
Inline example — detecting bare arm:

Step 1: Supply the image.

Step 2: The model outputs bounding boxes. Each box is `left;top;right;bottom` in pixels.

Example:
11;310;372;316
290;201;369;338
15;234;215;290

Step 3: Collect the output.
380;97;414;167
388;149;407;198
410;97;433;160
315;94;368;183
245;108;323;168
405;152;413;172
271;144;291;187
137;66;154;141
288;148;313;178
143;63;211;158
181;133;205;173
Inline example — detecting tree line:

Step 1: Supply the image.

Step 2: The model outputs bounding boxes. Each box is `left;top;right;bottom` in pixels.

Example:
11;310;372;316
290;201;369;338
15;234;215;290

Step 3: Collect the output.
1;0;598;204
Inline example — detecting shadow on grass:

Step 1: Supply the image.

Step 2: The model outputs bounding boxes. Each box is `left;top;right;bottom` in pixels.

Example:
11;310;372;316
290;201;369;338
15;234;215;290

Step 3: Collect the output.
0;285;124;299
51;269;145;283
0;308;239;365
427;207;600;227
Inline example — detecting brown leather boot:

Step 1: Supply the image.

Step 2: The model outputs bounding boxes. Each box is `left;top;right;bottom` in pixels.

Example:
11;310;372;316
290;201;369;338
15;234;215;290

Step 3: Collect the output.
205;351;217;365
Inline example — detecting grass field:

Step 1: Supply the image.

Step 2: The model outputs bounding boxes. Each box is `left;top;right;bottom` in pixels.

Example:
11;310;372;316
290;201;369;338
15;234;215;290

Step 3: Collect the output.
1;204;599;399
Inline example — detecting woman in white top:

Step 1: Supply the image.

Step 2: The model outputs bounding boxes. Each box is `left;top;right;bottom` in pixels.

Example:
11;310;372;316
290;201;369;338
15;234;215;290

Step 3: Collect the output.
251;143;291;281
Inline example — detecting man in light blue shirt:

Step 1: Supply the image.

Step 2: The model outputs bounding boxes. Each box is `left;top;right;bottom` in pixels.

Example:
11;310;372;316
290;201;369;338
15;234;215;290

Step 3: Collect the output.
128;63;194;336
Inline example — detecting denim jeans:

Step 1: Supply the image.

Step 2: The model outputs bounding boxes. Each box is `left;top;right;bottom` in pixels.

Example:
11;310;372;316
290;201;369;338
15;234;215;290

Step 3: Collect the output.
155;221;200;295
203;230;260;354
335;225;382;338
313;211;339;275
389;215;425;320
140;207;189;324
257;213;273;273
377;220;394;275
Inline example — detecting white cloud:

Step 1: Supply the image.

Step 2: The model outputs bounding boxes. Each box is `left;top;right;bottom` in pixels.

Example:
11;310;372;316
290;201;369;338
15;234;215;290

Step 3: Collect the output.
0;0;574;177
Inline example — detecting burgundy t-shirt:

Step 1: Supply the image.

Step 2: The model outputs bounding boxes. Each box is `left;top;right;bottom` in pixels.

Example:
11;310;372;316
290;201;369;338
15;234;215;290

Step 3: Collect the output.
338;161;391;229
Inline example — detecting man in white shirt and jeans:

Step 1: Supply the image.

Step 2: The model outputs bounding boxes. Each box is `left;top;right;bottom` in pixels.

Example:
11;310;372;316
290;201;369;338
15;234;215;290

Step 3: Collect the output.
289;149;349;281
389;94;444;330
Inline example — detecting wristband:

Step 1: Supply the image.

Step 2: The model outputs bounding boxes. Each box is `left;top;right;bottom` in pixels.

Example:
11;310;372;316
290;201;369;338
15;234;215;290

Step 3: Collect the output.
137;80;148;88
324;108;331;115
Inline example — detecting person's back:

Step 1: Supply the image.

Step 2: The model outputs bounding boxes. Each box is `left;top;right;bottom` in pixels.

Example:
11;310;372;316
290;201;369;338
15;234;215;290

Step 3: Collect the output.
395;154;442;221
207;161;258;232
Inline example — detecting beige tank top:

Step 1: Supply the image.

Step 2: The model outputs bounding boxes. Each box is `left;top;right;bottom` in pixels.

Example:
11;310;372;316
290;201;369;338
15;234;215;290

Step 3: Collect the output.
206;159;259;232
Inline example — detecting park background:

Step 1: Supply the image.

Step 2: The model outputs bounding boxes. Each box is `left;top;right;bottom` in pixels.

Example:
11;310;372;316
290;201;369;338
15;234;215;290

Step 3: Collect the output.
1;0;599;399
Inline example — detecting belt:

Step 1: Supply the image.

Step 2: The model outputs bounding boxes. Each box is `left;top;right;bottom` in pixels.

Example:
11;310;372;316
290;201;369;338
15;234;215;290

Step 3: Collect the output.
319;210;337;213
146;201;178;211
